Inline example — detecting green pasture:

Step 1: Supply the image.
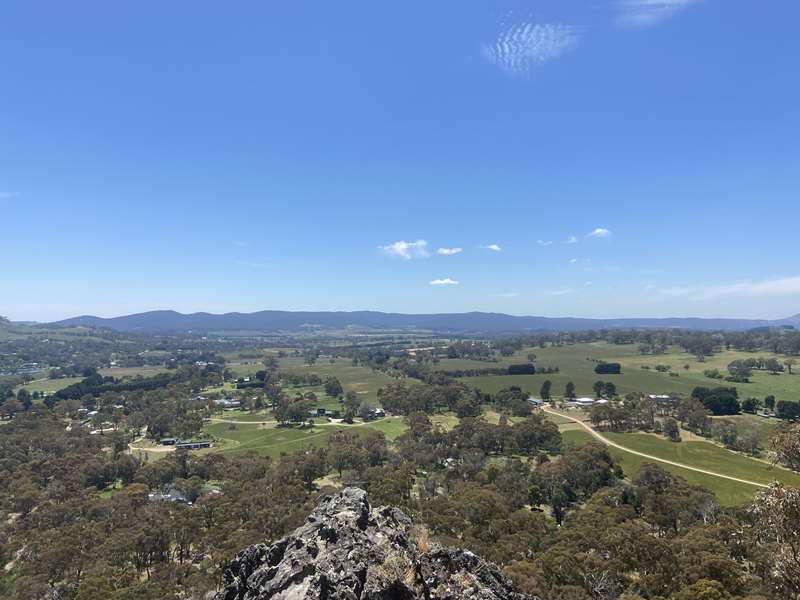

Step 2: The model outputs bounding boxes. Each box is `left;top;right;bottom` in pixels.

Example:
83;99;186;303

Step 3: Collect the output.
453;342;800;400
560;427;798;506
201;416;408;457
279;356;396;406
604;432;800;488
710;413;780;448
99;366;169;378
16;377;83;394
210;410;275;423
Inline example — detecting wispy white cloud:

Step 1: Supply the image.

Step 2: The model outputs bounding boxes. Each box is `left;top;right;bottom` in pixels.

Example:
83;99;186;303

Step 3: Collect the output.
615;0;699;30
565;236;579;244
550;288;574;296
481;244;503;252
587;227;612;238
430;278;459;286
482;22;580;75
437;247;463;256
379;240;429;260
569;257;579;264
585;263;621;273
233;260;272;269
660;276;800;300
537;240;553;246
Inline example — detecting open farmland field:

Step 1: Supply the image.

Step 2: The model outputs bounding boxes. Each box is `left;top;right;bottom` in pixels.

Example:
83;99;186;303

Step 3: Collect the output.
454;342;800;400
281;385;346;412
604;431;800;487
17;366;169;394
99;366;169;378
560;424;799;506
710;413;781;448
224;360;266;379
279;356;397;406
209;410;276;423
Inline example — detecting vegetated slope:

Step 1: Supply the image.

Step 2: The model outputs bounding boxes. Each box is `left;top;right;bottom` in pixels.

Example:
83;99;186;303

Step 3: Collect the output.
50;309;800;334
216;487;533;599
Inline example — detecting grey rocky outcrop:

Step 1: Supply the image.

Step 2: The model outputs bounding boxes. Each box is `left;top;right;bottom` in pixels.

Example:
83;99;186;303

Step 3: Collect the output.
216;487;536;600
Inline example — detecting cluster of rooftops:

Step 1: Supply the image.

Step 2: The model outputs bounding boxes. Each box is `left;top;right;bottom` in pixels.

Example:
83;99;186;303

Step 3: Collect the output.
529;393;675;408
159;438;211;449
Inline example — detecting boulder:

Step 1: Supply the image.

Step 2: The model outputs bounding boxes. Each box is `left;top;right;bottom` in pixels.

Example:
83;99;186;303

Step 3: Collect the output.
216;487;537;600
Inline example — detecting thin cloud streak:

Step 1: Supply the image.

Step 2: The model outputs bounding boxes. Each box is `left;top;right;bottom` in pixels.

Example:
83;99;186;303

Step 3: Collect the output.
660;276;800;300
615;0;699;30
437;247;463;256
233;260;272;269
481;244;502;252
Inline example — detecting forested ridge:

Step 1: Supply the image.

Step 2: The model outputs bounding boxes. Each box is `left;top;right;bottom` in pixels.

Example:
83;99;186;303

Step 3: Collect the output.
1;406;799;599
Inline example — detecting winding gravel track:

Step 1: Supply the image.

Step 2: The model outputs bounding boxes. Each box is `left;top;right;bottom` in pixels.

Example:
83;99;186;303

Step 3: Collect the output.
543;407;768;489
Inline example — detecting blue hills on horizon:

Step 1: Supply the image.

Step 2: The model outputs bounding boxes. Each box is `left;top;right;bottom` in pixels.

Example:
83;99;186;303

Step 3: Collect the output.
45;309;800;335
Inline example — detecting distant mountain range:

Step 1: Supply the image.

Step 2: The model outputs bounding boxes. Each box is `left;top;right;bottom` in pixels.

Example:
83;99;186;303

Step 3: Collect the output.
48;309;800;335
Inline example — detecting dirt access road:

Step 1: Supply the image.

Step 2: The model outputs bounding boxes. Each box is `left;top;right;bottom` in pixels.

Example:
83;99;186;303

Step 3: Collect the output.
543;407;768;489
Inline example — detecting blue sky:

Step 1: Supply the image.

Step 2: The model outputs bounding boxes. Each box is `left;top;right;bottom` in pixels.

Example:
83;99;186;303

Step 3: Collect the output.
2;1;799;321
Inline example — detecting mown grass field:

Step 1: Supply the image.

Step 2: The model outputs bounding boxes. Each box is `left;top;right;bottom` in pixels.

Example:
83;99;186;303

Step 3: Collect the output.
210;410;275;422
453;342;800;400
201;416;408;457
16;377;83;394
99;366;169;378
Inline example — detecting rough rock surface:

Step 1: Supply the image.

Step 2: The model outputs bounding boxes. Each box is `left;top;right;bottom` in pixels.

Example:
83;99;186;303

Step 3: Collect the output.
216;487;536;600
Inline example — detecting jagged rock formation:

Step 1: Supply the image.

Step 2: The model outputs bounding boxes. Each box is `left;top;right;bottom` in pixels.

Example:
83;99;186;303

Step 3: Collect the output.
216;488;536;600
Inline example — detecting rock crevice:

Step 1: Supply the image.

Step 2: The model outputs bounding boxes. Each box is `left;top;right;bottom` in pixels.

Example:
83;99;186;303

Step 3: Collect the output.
216;488;536;600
